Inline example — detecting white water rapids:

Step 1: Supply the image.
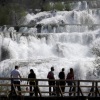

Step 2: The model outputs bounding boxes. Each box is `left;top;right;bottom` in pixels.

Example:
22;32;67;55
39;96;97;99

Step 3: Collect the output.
0;1;100;96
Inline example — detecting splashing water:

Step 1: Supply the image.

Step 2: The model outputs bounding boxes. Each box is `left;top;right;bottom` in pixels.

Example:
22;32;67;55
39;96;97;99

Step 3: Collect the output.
0;1;100;94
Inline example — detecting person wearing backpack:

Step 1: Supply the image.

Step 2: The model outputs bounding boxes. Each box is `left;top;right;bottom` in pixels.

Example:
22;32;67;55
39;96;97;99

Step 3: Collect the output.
66;68;74;96
47;67;56;96
58;68;65;93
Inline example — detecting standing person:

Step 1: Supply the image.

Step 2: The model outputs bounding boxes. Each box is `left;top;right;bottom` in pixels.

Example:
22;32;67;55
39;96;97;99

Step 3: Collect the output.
66;68;74;96
58;68;65;93
27;69;38;96
11;65;22;95
47;67;56;96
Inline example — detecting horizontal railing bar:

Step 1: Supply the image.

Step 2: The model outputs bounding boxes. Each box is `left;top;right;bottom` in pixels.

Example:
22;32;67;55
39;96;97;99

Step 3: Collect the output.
47;0;98;2
0;77;100;82
64;92;95;93
0;91;9;92
0;84;97;88
0;91;35;93
29;91;96;94
0;90;96;94
0;84;11;86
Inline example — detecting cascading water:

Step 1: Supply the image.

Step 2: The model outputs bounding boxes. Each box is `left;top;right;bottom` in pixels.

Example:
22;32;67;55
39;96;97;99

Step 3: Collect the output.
0;0;100;95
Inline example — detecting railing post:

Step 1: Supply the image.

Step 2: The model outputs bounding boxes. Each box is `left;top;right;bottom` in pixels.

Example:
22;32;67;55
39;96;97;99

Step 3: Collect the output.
95;81;97;97
58;80;63;97
73;81;76;96
88;81;94;97
10;78;13;99
92;82;95;97
36;79;42;97
56;80;60;96
77;80;80;97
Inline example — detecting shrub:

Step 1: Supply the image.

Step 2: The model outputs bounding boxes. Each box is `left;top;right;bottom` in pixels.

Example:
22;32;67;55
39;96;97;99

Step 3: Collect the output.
42;2;53;11
0;6;10;25
54;2;64;11
0;4;26;25
42;2;71;11
65;3;71;11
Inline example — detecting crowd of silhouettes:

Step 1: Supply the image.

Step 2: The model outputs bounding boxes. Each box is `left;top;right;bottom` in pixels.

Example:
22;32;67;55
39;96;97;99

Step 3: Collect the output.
47;67;75;96
10;65;75;96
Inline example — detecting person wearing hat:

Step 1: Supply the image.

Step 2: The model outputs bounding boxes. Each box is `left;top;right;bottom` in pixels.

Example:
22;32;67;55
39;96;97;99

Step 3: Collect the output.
47;66;56;96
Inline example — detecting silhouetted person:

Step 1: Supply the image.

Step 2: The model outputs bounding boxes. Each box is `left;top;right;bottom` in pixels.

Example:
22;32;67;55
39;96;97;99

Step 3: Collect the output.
27;69;38;96
11;65;22;95
66;68;74;96
47;67;56;96
58;68;65;93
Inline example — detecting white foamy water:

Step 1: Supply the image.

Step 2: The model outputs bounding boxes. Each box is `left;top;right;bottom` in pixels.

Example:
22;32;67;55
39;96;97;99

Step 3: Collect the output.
0;1;100;95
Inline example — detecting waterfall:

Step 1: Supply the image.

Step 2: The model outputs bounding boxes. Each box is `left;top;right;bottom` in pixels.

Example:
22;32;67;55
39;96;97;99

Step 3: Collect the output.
0;1;100;85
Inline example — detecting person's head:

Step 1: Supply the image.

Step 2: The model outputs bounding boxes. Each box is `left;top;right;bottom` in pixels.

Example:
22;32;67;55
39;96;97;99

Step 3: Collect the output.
30;69;34;73
62;68;64;72
15;66;19;69
51;66;54;71
70;68;73;73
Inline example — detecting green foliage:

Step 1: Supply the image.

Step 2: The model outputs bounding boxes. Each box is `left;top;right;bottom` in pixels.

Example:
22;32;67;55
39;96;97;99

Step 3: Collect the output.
65;3;71;11
31;0;41;9
42;2;71;11
9;4;26;16
0;4;26;25
0;6;10;25
42;3;53;11
54;2;64;11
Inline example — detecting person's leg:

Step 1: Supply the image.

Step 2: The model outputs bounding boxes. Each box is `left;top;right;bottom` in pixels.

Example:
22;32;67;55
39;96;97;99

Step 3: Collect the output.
33;82;38;97
11;81;16;95
13;81;19;95
69;86;72;96
56;81;60;96
34;86;38;96
60;81;63;92
13;81;17;89
49;81;52;96
62;81;65;93
68;82;72;96
52;81;56;95
71;82;75;96
30;82;33;96
16;81;21;95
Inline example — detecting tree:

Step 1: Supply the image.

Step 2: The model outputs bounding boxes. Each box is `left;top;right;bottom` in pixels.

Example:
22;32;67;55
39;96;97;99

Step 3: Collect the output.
0;3;26;25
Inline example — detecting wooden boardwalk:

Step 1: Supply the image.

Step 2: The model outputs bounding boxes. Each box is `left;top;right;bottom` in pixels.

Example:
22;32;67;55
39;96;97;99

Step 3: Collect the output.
0;78;100;100
0;96;100;100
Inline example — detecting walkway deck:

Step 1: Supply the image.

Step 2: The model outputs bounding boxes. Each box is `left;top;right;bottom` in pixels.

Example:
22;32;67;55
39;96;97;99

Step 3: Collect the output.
0;78;100;100
0;96;100;100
